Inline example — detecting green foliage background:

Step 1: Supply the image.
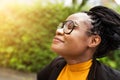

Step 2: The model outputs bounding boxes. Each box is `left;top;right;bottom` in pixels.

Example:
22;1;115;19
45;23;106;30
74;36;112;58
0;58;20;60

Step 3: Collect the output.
0;1;120;72
0;2;79;72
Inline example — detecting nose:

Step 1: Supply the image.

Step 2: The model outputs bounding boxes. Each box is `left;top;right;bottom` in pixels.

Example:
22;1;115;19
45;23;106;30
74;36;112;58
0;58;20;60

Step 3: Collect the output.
56;28;64;35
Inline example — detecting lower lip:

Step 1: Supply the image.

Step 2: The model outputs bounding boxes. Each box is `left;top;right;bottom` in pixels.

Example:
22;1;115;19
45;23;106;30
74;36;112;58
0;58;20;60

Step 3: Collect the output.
53;38;63;43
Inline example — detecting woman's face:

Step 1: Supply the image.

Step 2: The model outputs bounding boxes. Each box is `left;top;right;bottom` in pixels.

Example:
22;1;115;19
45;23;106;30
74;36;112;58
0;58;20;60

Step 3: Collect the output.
51;13;93;57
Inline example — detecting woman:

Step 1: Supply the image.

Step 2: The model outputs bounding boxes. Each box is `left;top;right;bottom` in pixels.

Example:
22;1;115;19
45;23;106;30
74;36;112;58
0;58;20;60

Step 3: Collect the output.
37;6;120;80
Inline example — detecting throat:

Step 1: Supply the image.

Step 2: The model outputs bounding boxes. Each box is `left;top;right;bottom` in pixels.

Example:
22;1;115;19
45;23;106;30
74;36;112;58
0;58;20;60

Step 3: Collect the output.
64;56;92;65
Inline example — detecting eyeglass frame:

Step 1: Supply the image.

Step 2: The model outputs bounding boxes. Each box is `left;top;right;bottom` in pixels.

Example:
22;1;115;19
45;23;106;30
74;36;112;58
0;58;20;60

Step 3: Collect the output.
57;20;95;35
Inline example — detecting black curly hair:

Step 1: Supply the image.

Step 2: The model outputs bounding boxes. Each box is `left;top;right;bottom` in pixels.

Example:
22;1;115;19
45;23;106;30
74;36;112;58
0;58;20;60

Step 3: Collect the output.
85;6;120;58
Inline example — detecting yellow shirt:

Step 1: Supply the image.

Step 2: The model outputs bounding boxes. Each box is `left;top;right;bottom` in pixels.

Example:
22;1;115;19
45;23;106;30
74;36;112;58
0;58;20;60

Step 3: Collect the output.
57;59;92;80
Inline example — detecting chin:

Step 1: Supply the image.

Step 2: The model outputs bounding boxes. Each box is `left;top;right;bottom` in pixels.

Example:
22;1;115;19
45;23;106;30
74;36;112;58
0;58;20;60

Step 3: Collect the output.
51;45;64;55
51;43;60;51
51;45;59;53
51;44;57;51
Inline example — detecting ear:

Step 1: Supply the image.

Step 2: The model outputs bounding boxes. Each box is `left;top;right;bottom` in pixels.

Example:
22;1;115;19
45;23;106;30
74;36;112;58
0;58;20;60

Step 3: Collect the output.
88;35;101;48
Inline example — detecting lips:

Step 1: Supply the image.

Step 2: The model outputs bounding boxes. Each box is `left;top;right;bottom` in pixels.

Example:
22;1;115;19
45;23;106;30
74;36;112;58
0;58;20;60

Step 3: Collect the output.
53;37;64;43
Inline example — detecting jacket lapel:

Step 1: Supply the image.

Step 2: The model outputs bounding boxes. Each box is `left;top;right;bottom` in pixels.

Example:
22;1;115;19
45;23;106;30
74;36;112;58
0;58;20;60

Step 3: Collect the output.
49;60;66;80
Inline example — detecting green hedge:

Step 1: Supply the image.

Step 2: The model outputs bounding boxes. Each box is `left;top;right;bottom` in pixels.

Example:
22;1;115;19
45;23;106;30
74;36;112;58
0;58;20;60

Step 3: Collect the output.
0;3;79;72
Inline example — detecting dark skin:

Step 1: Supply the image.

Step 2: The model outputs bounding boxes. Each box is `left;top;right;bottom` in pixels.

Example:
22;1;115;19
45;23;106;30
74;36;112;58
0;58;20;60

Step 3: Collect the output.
51;12;101;65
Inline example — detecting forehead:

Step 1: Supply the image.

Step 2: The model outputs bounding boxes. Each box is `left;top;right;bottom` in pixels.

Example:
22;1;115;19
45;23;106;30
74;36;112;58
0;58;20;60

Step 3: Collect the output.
66;12;92;28
66;12;91;21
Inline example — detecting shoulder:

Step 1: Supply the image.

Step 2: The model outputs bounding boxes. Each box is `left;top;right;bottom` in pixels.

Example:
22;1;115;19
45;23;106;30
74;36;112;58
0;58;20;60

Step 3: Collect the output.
96;61;120;79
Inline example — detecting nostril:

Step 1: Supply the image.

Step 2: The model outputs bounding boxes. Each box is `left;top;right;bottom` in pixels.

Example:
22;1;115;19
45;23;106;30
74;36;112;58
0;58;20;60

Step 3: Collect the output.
56;29;64;35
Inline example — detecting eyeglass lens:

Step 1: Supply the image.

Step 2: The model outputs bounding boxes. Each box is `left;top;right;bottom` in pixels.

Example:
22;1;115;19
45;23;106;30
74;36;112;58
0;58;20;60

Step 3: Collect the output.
57;20;75;34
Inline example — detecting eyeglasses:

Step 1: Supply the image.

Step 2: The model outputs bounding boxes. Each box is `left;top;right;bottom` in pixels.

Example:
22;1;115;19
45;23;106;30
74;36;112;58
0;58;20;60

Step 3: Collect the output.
57;20;94;34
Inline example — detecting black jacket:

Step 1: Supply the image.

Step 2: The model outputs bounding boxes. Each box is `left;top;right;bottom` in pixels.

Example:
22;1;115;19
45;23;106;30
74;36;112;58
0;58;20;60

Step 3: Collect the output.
37;57;120;80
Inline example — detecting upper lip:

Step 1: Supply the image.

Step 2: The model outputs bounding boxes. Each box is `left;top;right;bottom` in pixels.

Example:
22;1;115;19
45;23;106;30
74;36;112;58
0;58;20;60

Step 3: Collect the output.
54;36;64;43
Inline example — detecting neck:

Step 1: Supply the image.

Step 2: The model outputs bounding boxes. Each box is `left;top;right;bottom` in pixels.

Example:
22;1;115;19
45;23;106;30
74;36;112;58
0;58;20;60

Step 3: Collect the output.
64;56;92;65
62;49;95;65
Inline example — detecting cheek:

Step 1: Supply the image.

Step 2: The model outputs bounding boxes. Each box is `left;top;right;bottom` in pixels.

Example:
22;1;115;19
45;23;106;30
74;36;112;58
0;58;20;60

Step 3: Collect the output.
65;33;89;52
65;31;89;44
